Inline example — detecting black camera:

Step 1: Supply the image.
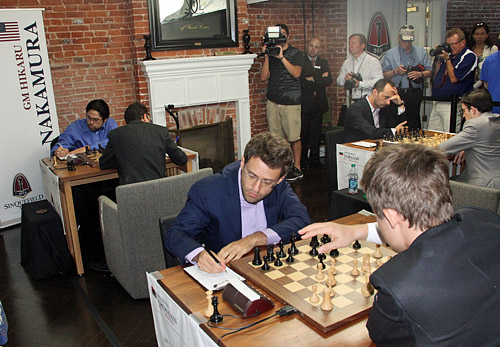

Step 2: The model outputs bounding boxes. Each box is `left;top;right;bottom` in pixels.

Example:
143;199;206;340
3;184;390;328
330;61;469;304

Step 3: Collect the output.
263;26;286;56
430;43;451;57
344;72;362;90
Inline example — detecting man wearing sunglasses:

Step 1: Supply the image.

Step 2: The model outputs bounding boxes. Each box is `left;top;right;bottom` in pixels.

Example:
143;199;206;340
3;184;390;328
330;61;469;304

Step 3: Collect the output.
164;132;310;273
428;28;477;132
438;89;500;190
51;99;117;157
382;25;431;130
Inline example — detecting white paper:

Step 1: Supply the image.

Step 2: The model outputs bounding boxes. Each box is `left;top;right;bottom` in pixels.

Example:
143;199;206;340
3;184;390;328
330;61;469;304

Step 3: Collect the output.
184;265;245;291
351;141;377;148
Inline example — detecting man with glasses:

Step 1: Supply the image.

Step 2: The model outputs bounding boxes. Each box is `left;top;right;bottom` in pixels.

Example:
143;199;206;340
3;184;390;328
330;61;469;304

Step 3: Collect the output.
51;99;117;157
438;89;500;190
100;102;187;185
164;132;310;273
382;25;432;130
428;28;477;132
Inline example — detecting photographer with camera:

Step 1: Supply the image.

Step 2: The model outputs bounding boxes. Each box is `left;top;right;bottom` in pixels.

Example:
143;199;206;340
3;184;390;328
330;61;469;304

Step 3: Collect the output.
382;25;431;130
260;24;305;182
428;28;477;132
337;34;383;104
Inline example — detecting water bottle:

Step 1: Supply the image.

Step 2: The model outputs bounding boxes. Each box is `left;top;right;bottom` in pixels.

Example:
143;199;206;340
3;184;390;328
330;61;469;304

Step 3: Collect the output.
348;164;359;194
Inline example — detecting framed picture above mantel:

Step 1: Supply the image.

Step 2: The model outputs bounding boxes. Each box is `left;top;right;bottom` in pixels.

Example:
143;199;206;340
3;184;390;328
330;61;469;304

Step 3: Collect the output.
147;0;239;51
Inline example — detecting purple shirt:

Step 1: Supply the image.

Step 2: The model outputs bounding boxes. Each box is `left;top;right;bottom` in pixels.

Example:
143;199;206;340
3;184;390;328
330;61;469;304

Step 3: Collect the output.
185;168;280;263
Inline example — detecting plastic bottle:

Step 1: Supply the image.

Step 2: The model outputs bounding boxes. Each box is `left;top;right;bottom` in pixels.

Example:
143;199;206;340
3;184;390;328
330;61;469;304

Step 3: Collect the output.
348;163;359;194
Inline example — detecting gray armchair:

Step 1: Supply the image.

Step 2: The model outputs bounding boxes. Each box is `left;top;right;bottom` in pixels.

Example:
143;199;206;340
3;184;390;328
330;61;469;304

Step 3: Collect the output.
449;180;500;214
98;168;213;299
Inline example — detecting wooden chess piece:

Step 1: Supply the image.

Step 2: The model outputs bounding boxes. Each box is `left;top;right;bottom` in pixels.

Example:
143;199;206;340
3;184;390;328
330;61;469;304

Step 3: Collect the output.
320;288;333;311
350;260;360;277
326;268;336;287
330;259;337;275
209;296;223;323
373;244;383;259
309;284;320;304
204;291;214;318
315;263;325;281
376;258;384;269
361;254;371;273
53;156;58;168
252;246;262;265
361;271;375;297
327;280;335;297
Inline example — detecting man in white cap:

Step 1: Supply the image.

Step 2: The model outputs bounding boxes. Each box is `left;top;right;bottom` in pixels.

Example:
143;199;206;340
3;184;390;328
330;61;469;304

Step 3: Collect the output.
382;25;432;130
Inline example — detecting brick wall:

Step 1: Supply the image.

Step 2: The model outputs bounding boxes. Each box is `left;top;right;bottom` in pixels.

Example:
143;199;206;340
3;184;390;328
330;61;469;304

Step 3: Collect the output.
4;0;498;134
446;0;499;46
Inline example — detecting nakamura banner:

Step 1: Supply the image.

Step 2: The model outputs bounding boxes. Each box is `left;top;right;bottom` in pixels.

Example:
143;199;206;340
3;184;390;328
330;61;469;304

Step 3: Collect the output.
347;0;407;60
0;8;59;228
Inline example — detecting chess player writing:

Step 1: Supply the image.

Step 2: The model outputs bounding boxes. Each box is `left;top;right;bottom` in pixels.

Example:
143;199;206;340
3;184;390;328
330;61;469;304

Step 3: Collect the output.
300;144;500;345
164;132;310;273
52;99;117;157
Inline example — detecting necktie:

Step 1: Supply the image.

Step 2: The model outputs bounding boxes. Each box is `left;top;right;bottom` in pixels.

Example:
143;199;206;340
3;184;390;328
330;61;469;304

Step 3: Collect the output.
311;58;315;66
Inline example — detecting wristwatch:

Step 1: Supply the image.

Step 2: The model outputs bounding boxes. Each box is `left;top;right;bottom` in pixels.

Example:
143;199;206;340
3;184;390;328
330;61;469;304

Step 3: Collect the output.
395;101;405;107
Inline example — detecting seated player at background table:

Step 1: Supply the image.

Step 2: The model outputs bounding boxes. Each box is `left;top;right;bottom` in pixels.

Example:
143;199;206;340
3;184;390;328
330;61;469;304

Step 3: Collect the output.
164;132;310;273
299;144;500;346
343;79;407;143
99;102;187;185
438;89;500;190
51;99;117;157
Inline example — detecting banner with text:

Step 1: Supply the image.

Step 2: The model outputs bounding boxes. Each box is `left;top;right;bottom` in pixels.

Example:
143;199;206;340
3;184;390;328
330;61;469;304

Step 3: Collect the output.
0;8;59;228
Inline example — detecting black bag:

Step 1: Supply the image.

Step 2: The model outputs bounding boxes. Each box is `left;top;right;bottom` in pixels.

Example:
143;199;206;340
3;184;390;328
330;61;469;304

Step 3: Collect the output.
21;200;74;279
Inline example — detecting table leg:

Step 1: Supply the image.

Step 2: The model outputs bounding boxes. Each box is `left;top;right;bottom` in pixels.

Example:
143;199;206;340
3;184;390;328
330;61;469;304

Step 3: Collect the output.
60;181;85;275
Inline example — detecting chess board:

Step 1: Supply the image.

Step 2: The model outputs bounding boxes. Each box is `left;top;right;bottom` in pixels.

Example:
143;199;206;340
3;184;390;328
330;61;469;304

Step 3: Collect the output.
231;239;396;333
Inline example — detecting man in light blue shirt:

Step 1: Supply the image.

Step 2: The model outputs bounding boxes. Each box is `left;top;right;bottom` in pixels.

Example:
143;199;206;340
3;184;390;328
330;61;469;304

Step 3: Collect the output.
52;99;117;157
382;25;431;129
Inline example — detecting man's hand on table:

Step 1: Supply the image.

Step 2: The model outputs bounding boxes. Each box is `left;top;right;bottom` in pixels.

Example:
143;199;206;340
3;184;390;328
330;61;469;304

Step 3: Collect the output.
299;222;368;254
54;147;69;158
218;232;268;265
195;250;227;273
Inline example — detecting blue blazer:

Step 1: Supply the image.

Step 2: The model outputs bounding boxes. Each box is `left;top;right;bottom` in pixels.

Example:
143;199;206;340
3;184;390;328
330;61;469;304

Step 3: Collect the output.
164;161;310;262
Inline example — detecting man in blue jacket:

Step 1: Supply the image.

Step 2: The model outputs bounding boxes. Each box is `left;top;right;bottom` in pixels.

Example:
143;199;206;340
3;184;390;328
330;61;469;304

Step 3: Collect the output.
164;132;310;273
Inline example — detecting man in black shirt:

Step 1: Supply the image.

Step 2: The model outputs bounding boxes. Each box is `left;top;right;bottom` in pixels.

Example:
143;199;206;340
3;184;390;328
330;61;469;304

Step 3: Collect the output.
260;23;304;182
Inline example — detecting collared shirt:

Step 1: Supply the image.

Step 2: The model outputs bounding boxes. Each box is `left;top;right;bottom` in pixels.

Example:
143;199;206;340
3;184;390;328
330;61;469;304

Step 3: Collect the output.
366;96;404;131
185;168;280;263
382;45;432;89
337;51;383;99
51;117;118;155
432;47;477;98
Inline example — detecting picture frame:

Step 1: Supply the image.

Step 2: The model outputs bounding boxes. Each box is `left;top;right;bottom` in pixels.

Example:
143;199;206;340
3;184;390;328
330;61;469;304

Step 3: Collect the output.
147;0;239;51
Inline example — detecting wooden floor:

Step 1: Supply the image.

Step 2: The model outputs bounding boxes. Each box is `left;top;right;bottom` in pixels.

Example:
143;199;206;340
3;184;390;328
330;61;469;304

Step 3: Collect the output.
0;166;329;346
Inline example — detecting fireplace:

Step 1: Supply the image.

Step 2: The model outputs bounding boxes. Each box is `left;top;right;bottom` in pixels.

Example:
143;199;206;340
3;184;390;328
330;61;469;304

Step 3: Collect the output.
139;54;257;159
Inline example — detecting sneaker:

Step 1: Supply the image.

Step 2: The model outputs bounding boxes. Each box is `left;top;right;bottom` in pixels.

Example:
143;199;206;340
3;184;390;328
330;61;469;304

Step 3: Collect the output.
286;167;304;182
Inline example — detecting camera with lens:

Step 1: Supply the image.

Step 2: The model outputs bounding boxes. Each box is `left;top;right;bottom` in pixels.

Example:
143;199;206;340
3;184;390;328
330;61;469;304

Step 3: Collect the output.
263;26;287;56
429;42;451;57
344;72;363;90
403;64;425;83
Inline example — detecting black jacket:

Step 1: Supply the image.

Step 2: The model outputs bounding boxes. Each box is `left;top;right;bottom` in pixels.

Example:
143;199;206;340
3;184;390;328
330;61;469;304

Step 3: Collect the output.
300;55;332;114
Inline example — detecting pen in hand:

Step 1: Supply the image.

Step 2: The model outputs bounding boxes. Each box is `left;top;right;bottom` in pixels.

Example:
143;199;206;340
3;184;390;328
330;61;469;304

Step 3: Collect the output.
204;247;227;273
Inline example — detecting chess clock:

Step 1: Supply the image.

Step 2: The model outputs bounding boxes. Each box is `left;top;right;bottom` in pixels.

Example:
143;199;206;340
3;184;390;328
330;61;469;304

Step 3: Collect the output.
222;279;274;317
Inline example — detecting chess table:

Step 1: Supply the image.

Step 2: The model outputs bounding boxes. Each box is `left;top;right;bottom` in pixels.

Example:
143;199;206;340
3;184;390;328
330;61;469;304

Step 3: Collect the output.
152;213;378;346
40;150;196;275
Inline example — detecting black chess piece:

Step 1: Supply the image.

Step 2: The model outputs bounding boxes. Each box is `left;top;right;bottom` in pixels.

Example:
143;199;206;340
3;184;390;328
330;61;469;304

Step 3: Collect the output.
353;240;361;249
320;234;331;244
98;144;104;153
209;296;223;323
274;256;283;267
286;251;294;263
66;157;76;171
288;233;299;255
309;244;319;256
85;145;91;155
330;249;340;257
261;257;270;270
310;235;319;248
277;241;286;258
375;141;380;152
266;244;275;262
319;259;326;270
318;253;326;262
252;247;262;265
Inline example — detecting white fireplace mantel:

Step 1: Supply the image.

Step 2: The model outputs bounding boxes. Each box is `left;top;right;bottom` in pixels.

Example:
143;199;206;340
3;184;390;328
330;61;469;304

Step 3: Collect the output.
139;54;257;158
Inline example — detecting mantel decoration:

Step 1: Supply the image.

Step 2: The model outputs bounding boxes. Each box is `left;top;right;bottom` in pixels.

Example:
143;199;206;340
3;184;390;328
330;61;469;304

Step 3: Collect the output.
242;29;251;54
143;35;156;61
147;0;238;51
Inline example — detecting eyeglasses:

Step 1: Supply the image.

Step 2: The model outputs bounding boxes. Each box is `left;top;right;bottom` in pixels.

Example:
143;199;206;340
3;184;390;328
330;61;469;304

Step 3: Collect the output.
242;168;278;189
448;40;463;46
86;114;103;123
474;22;485;27
458;106;471;117
401;25;414;30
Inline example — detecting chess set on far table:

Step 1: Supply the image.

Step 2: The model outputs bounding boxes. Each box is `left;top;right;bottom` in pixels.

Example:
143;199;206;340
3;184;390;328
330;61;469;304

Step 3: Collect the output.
230;234;396;333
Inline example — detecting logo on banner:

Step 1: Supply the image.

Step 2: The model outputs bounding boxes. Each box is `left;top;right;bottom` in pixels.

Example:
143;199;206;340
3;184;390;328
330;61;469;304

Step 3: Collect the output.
0;21;20;42
367;12;390;58
13;173;31;198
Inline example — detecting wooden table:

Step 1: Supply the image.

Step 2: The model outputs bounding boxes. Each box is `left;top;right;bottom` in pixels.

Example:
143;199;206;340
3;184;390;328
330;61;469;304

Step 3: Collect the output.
155;213;377;346
41;151;196;275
